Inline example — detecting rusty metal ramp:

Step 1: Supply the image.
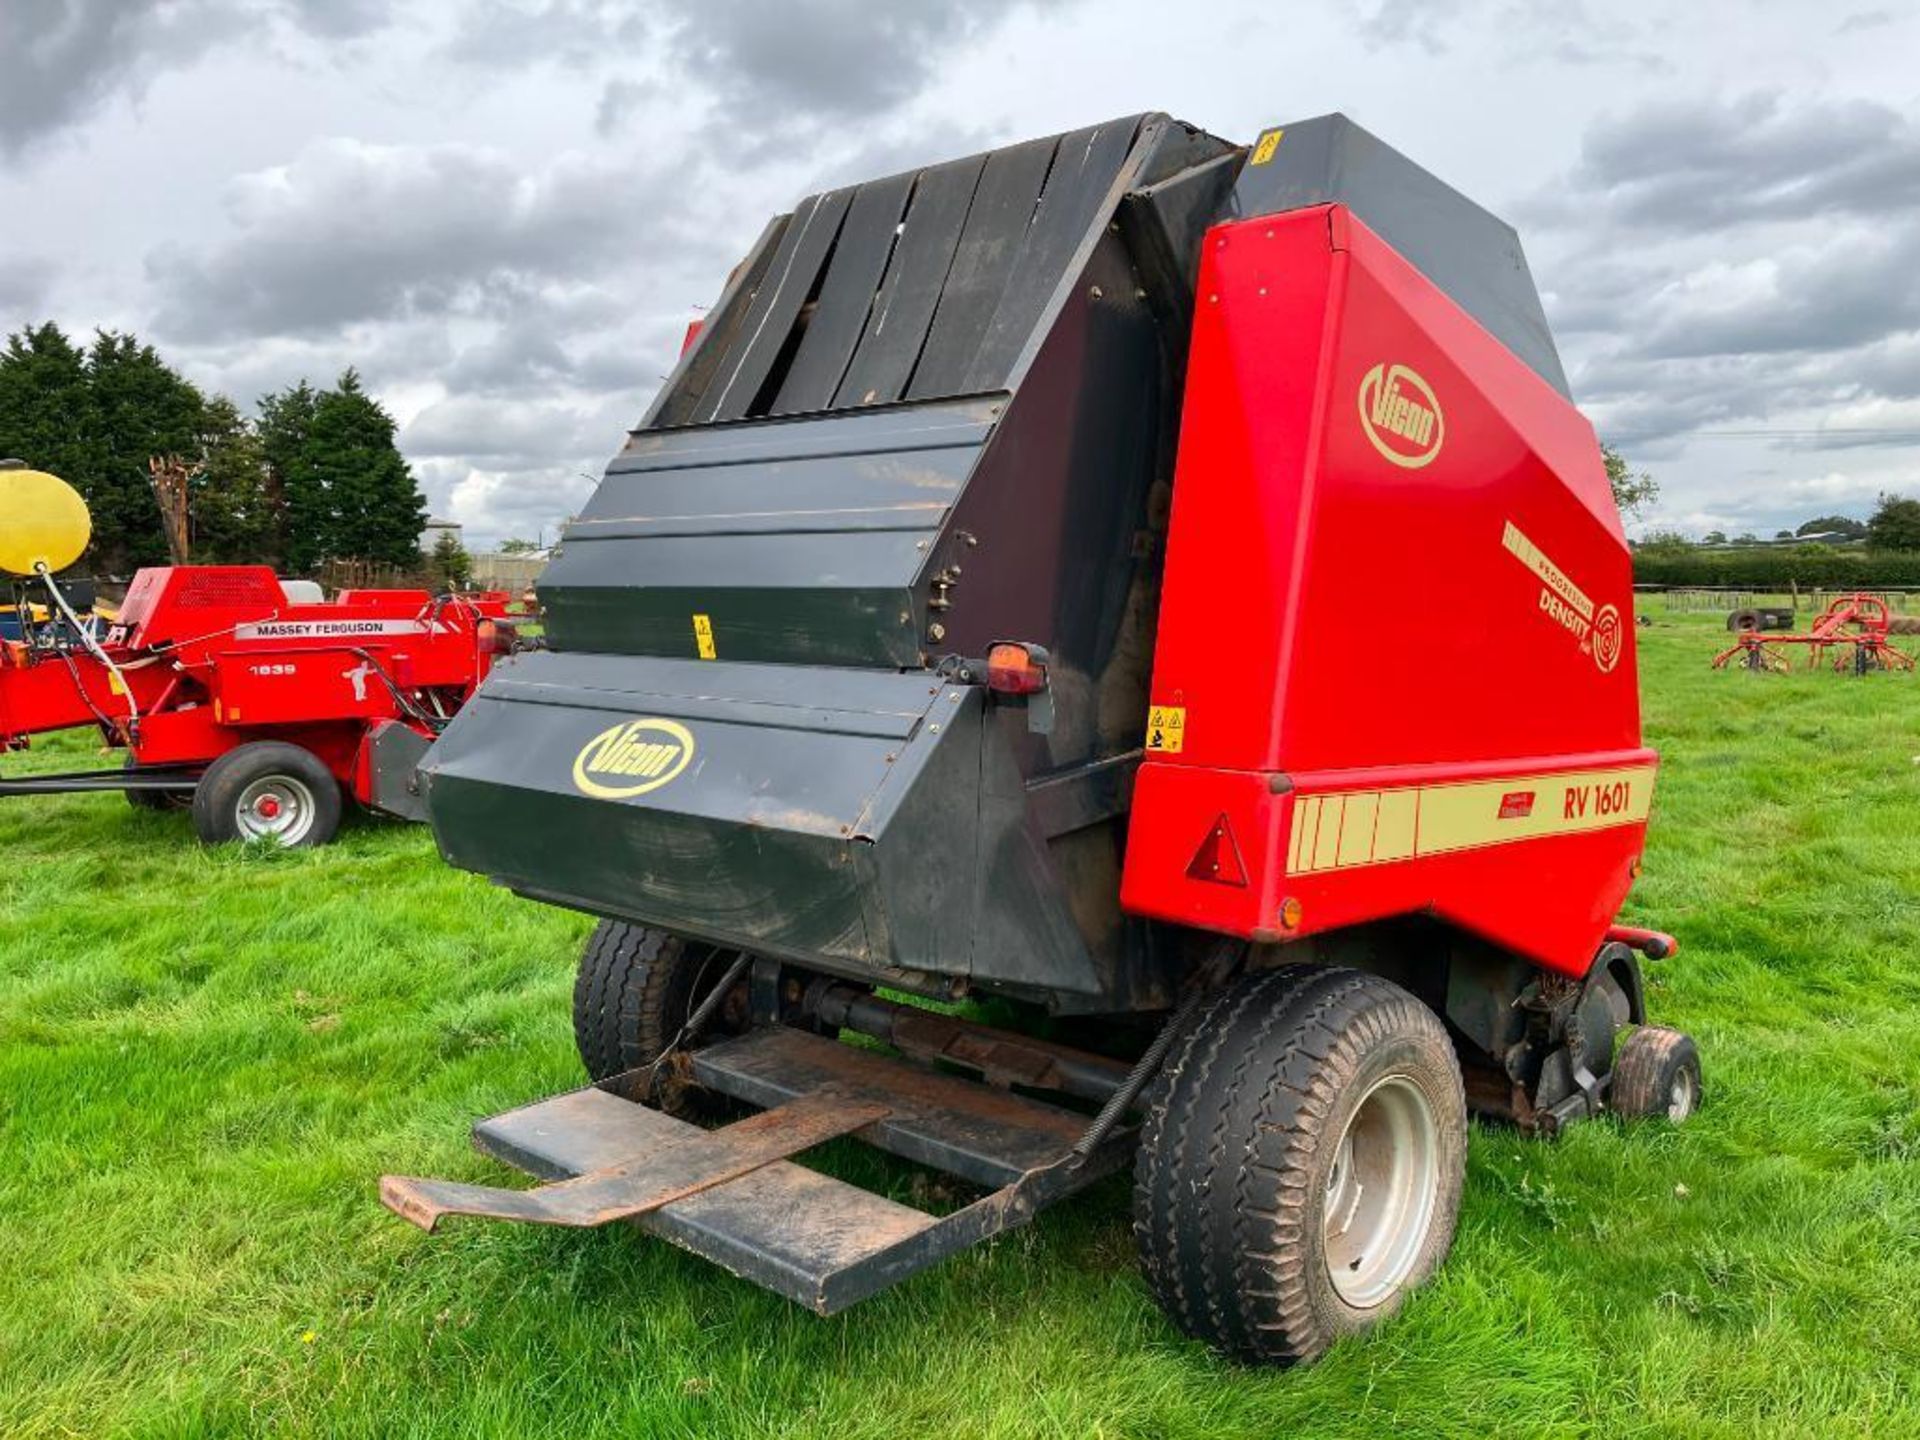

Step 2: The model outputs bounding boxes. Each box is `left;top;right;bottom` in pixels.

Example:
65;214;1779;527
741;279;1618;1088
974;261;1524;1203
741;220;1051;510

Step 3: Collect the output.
380;1027;1131;1315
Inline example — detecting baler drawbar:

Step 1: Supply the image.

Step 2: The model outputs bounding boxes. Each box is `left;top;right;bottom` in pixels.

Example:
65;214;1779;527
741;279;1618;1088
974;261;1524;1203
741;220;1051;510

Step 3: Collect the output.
383;112;1699;1366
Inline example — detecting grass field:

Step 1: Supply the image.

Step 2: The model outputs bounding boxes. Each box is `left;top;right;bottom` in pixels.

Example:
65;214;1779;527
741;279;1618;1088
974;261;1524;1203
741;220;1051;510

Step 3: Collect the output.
4;608;1920;1438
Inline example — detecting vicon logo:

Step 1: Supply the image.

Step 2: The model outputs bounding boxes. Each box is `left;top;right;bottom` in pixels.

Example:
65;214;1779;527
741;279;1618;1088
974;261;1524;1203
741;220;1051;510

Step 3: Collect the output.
1358;362;1444;468
572;717;695;799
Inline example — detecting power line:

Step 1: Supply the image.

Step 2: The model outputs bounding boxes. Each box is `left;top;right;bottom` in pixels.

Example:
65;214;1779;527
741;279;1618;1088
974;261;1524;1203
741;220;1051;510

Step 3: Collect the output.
1690;427;1920;439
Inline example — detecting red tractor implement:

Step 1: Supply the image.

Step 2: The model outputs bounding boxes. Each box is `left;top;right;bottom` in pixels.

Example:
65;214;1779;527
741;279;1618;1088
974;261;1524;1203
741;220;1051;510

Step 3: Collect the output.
1713;592;1915;674
382;113;1698;1366
0;468;515;847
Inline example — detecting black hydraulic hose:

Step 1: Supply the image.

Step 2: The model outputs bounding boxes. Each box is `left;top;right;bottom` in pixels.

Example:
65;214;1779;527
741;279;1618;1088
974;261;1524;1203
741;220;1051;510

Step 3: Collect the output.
343;646;451;733
1068;988;1206;1162
609;950;754;1104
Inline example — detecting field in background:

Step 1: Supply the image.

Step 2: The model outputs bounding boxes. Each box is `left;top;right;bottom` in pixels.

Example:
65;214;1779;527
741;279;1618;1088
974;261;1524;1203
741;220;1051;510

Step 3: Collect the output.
3;611;1919;1438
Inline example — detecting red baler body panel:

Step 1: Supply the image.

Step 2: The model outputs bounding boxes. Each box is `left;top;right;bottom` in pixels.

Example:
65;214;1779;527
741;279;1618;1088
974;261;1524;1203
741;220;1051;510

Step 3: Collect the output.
2;566;511;811
1121;207;1652;976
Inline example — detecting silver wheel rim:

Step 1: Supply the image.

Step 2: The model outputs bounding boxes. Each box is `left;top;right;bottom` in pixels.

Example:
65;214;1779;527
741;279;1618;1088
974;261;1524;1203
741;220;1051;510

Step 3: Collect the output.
1323;1073;1441;1309
1666;1068;1697;1121
234;775;318;844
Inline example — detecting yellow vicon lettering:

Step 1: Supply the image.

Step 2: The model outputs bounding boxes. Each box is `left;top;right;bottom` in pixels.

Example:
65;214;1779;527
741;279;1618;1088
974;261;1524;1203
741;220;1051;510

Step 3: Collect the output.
572;718;696;799
1358;362;1444;467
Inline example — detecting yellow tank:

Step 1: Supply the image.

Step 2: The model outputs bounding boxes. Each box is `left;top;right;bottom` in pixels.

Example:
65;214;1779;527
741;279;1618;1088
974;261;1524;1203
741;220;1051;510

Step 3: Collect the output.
0;468;92;576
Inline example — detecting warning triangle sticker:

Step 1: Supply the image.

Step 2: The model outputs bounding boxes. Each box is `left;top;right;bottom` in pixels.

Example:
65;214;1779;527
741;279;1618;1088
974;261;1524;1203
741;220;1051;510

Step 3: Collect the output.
1186;813;1248;887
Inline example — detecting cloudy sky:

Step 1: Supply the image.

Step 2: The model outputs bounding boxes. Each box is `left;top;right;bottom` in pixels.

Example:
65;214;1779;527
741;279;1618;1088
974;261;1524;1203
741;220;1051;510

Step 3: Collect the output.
4;0;1917;546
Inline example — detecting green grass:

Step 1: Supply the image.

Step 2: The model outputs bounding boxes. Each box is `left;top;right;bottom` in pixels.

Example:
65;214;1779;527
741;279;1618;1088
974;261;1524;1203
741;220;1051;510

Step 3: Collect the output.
4;612;1920;1438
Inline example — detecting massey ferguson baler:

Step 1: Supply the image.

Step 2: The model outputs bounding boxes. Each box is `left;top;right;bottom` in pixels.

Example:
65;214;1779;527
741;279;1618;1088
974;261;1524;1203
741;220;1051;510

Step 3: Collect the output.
0;466;514;847
383;113;1700;1365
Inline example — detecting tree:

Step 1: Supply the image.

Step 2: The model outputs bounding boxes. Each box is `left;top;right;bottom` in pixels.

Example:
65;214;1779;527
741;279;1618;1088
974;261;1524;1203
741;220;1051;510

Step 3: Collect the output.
428;529;472;590
497;537;542;554
192;397;281;564
256;371;425;571
1796;514;1868;540
1601;442;1658;520
311;371;426;567
0;324;93;505
258;381;326;571
1702;530;1728;545
1868;494;1920;552
83;330;206;569
1634;530;1692;556
0;323;209;571
147;455;194;565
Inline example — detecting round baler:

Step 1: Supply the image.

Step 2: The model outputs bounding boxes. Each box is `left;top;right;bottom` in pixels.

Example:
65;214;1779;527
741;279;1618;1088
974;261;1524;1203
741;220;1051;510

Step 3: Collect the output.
382;112;1699;1365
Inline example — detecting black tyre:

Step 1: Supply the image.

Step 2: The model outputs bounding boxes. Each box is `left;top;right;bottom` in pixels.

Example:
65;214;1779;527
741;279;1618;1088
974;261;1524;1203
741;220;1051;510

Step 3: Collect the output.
190;741;342;847
1610;1025;1701;1121
1134;965;1467;1366
572;920;747;1109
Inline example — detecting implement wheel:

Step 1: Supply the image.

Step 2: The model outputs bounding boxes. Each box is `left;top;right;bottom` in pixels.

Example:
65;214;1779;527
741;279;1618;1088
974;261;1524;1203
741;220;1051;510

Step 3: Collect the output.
192;742;341;847
572;921;747;1111
1133;965;1467;1366
1610;1026;1701;1121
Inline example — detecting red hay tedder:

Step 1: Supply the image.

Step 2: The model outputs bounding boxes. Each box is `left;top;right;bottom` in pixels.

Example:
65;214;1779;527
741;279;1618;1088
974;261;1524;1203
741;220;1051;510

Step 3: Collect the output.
0;465;515;847
1712;592;1916;675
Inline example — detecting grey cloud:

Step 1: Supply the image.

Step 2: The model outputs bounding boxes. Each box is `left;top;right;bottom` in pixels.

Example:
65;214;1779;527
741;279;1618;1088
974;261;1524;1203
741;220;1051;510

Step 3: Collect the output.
661;0;1067;130
1527;89;1920;472
1836;9;1893;33
277;0;394;39
0;2;245;155
411;455;595;545
402;391;626;462
437;315;671;398
443;0;648;69
1356;0;1667;70
1535;91;1920;231
145;138;693;343
1356;0;1463;51
595;79;653;137
451;0;1066;137
0;0;391;156
1633;228;1920;360
0;256;58;321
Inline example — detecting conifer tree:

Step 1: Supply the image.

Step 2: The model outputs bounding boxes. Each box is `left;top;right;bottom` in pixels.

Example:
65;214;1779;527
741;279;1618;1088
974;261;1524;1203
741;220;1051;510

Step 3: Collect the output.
83;330;206;568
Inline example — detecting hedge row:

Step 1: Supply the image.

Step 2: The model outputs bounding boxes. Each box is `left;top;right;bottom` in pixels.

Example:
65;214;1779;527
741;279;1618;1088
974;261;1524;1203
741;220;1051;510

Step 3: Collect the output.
1632;549;1920;588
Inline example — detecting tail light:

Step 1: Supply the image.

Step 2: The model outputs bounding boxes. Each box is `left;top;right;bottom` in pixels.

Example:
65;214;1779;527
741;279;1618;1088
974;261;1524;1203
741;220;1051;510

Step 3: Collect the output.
986;642;1048;695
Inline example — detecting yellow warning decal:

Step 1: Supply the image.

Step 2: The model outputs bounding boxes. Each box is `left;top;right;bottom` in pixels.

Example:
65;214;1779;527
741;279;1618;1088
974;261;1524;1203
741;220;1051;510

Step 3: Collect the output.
1287;765;1655;875
1146;705;1186;754
1250;129;1285;165
692;613;716;660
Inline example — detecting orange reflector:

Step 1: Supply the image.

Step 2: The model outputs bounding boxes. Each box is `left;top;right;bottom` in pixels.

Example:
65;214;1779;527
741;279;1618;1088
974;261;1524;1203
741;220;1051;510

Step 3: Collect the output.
1186;813;1247;887
1278;896;1304;931
985;642;1047;695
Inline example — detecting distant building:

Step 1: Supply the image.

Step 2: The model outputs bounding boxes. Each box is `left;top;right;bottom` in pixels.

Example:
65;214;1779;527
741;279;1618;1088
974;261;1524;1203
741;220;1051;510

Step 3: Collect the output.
421;518;463;554
470;550;550;591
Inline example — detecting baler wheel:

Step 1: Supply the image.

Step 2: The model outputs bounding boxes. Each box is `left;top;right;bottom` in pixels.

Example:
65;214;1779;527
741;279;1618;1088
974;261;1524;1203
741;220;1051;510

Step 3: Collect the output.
191;741;342;848
1133;965;1467;1365
572;921;747;1113
1609;1026;1701;1122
